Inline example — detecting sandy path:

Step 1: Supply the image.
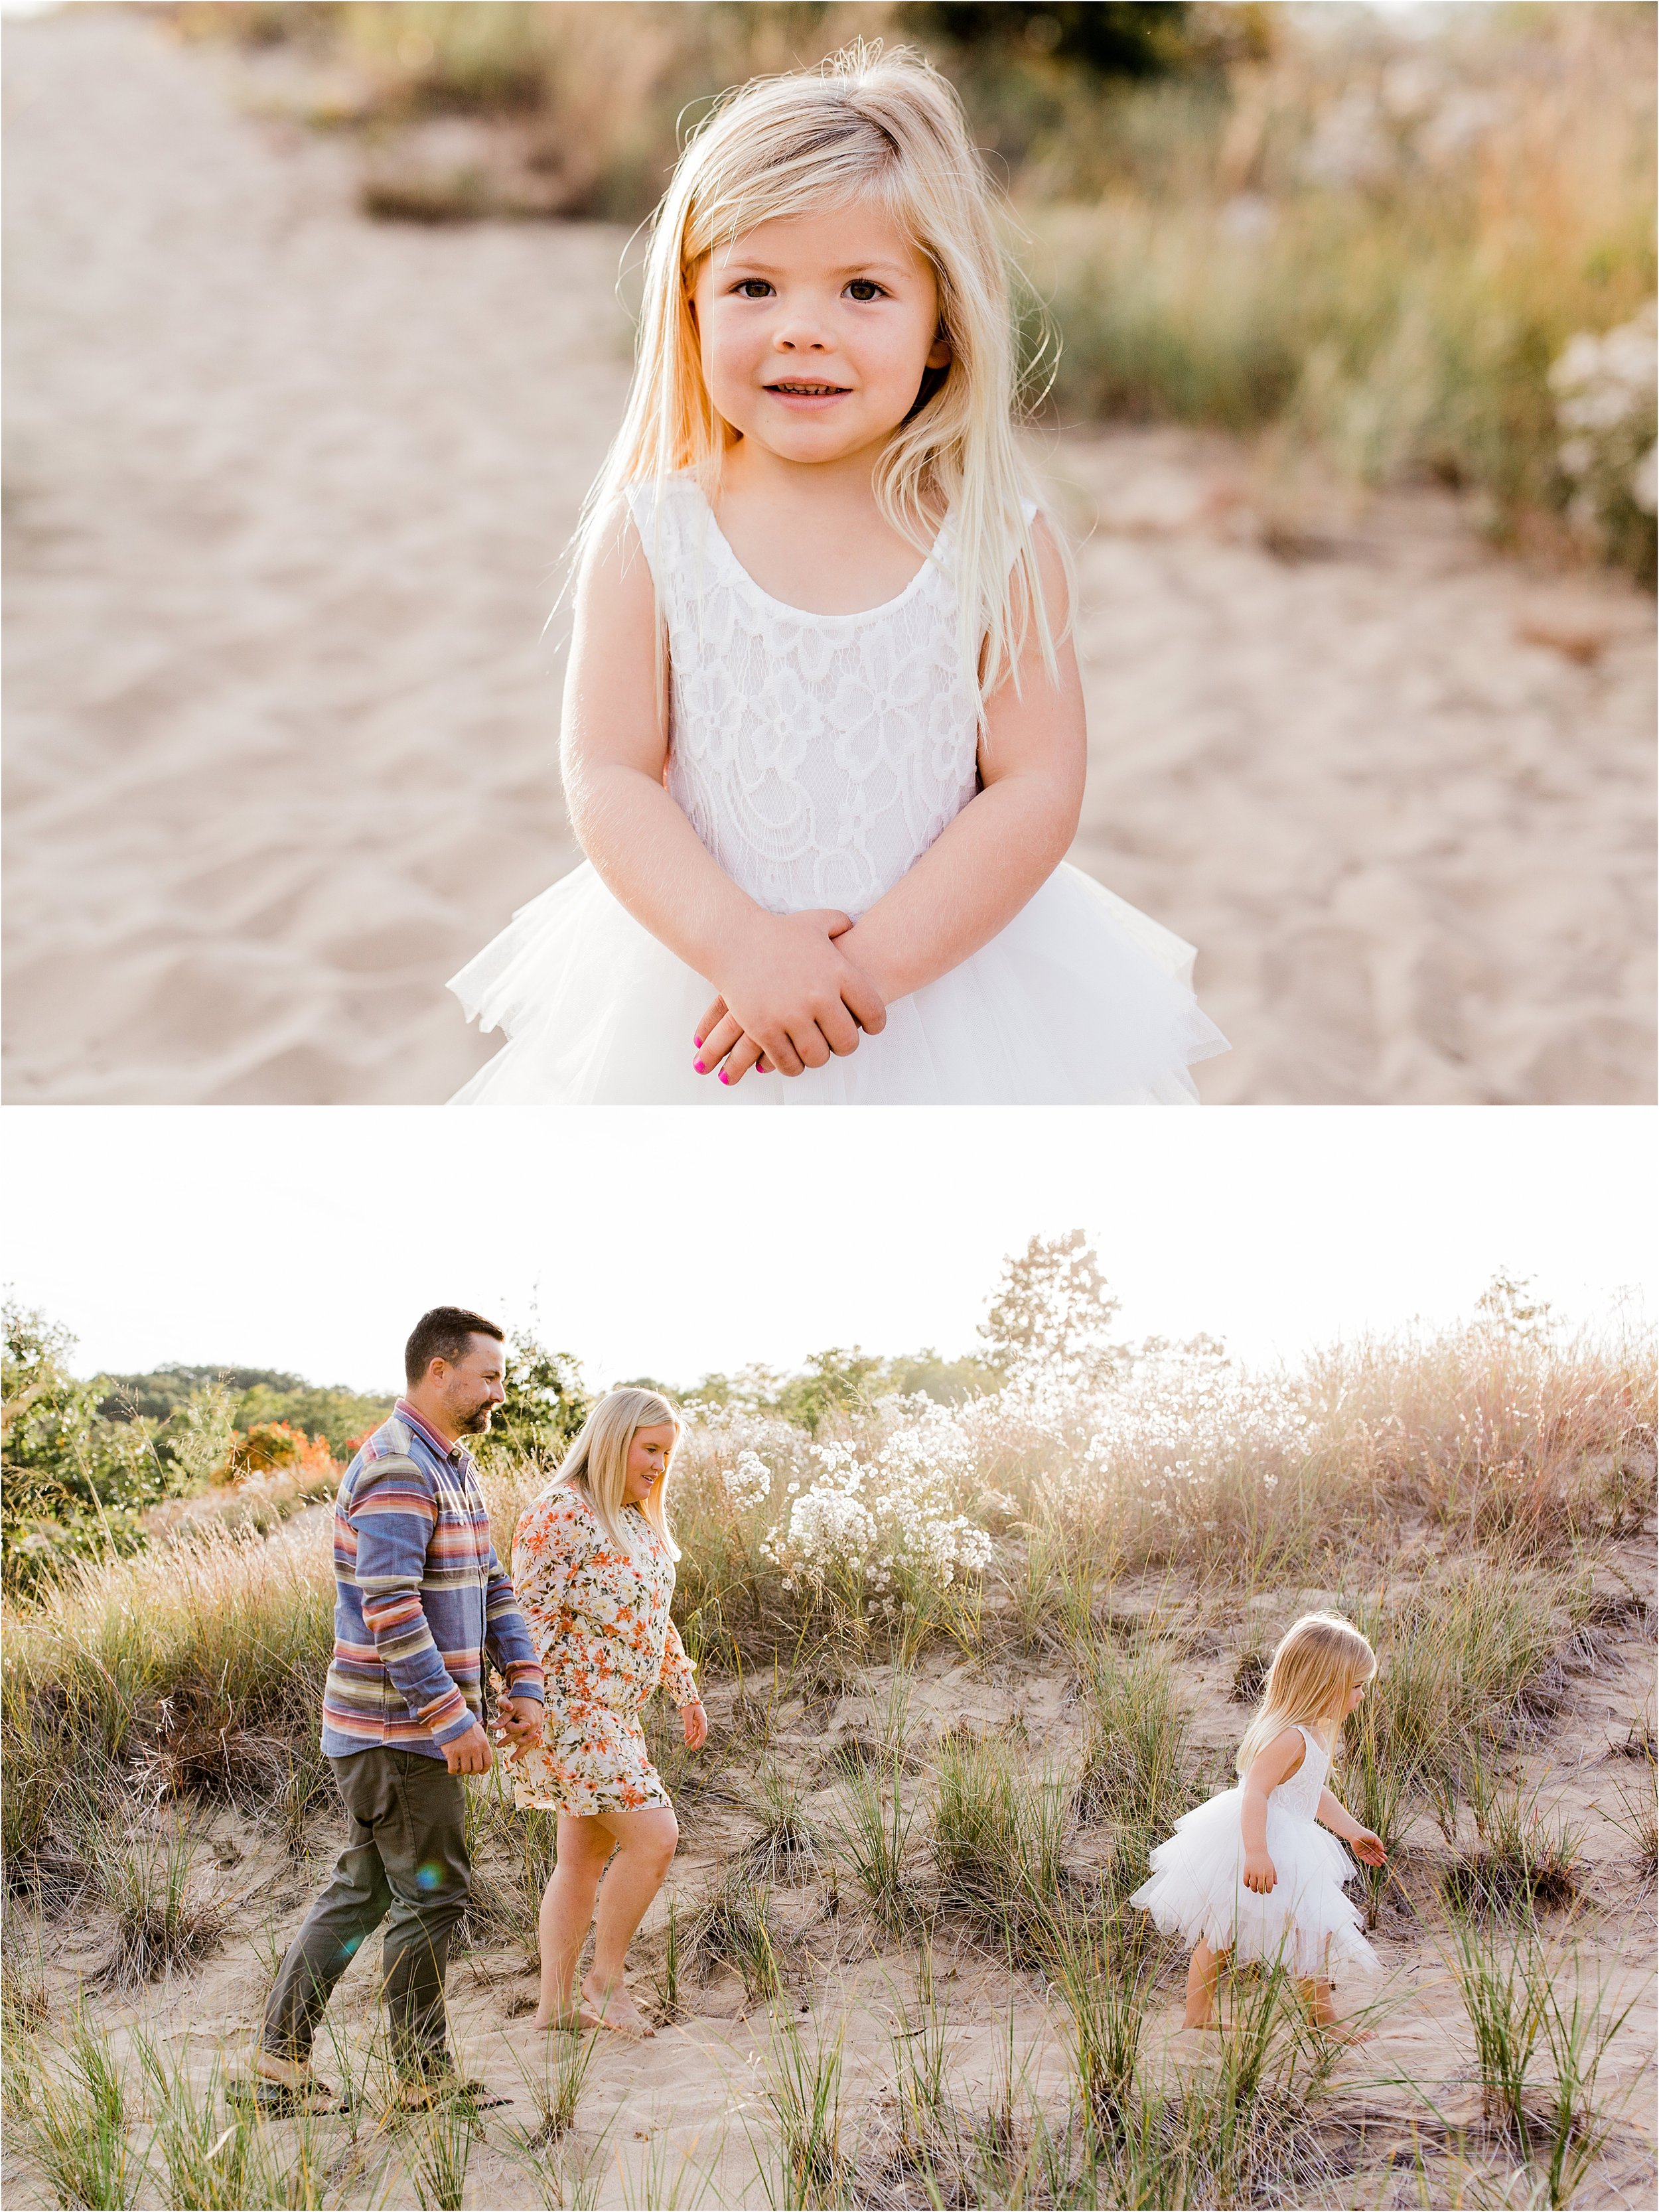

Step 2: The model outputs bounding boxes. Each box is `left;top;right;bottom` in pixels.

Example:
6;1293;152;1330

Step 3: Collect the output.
7;1574;1653;2211
4;8;1654;1103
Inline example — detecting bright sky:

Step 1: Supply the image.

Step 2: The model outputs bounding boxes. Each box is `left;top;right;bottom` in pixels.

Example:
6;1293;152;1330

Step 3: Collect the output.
4;1107;1650;1393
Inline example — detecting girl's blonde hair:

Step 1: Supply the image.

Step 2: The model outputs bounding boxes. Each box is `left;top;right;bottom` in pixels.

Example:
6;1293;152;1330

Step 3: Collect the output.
553;1388;682;1559
1236;1613;1377;1777
574;40;1064;712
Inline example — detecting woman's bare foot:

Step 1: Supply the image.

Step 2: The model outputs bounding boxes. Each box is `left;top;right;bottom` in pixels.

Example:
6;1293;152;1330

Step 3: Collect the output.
530;2002;602;2032
1179;2016;1219;2032
581;1976;654;2038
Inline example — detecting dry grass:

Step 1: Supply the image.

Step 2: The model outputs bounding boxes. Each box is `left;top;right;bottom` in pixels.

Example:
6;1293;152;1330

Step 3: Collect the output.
1;1313;1652;2208
1034;7;1656;570
179;1;1658;578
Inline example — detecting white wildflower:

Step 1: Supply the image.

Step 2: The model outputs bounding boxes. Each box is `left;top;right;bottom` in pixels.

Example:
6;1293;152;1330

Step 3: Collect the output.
721;1450;772;1510
1550;303;1657;547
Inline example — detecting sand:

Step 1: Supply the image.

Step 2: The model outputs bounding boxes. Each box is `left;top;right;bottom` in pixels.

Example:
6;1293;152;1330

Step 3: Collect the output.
3;7;1654;1104
4;1522;1653;2211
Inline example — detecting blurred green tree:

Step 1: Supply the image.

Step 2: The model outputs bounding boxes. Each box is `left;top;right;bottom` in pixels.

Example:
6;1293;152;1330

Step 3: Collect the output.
881;1346;1005;1403
899;3;1191;79
489;1327;591;1462
773;1346;887;1432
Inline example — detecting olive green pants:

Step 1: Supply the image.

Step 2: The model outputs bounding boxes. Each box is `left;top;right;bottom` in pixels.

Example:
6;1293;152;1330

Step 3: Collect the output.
261;1749;469;2081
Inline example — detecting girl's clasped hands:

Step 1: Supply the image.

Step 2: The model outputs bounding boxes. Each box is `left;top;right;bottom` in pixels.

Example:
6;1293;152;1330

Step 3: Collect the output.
691;910;885;1085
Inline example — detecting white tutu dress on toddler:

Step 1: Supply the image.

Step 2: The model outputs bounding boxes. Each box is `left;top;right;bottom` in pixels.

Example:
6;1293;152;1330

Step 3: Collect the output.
1129;1724;1378;1980
447;475;1228;1105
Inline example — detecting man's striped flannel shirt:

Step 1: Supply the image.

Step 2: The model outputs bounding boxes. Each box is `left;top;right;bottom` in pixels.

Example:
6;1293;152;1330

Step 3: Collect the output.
321;1401;543;1761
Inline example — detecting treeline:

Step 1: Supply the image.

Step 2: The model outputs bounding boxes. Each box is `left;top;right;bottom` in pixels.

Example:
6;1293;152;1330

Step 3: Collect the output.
0;1232;1118;1594
1;1304;394;1594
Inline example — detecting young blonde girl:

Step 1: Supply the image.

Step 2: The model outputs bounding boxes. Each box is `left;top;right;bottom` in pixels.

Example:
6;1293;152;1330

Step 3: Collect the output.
1131;1614;1386;2037
449;44;1226;1105
508;1390;708;2038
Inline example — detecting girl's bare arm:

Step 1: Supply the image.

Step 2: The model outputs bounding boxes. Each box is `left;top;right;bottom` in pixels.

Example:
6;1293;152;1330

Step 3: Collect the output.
1317;1787;1386;1862
1239;1727;1306;1891
559;508;887;1076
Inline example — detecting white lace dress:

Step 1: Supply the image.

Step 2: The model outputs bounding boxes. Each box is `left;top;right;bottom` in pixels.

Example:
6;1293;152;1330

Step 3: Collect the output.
1129;1725;1378;1979
447;474;1228;1104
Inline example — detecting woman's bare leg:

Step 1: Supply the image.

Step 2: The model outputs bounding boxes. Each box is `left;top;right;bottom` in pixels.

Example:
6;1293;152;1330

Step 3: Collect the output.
532;1815;614;2030
582;1805;679;2036
1183;1940;1226;2029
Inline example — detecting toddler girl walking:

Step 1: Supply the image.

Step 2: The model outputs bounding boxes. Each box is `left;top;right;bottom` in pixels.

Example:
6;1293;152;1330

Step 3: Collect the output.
1131;1614;1386;2038
449;44;1227;1103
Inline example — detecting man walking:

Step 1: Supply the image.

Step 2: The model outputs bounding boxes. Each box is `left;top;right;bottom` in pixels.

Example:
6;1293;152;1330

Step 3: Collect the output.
254;1308;545;2110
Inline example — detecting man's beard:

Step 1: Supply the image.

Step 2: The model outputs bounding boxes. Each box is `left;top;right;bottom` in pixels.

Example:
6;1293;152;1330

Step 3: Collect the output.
461;1403;494;1434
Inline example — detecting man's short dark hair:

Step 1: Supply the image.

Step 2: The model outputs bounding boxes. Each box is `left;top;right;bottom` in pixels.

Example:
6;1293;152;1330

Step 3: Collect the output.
405;1308;506;1389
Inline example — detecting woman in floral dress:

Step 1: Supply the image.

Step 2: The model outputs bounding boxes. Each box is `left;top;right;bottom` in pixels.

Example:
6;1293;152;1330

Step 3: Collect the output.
510;1389;708;2036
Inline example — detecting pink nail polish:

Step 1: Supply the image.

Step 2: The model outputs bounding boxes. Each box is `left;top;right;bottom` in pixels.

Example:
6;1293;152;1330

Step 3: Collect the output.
719;1070;730;1084
692;1036;703;1049
693;1060;705;1073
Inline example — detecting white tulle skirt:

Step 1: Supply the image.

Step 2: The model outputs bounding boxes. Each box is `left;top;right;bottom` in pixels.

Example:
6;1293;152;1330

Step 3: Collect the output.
1129;1787;1379;1980
447;860;1228;1105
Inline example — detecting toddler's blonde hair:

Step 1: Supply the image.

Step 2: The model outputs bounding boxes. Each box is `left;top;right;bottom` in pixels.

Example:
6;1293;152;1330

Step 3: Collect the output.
553;1388;682;1559
573;41;1064;713
1236;1612;1377;1777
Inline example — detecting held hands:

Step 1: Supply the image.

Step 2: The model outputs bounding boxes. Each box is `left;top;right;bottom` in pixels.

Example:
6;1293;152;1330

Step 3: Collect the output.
494;1695;545;1765
448;1698;543;1775
693;910;886;1087
682;1701;709;1750
1242;1849;1277;1896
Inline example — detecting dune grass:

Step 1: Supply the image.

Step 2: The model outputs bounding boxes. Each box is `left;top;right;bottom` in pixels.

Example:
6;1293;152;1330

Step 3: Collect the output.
1073;1638;1195;1870
179;1;1658;579
88;1809;230;1990
3;1319;1648;1861
1;1312;1651;2208
684;1873;783;2002
758;2010;847;2211
834;1747;920;1931
5;2014;143;2212
930;1729;1072;1953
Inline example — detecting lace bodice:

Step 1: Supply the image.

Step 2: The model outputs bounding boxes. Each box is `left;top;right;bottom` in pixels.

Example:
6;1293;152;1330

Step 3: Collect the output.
626;475;983;918
1273;1726;1331;1824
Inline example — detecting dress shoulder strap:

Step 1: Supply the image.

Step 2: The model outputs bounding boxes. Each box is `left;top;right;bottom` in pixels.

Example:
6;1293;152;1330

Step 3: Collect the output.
624;473;712;555
621;473;721;624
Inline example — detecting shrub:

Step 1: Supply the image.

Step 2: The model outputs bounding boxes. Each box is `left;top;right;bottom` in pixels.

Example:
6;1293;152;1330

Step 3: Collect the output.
2;1302;173;1593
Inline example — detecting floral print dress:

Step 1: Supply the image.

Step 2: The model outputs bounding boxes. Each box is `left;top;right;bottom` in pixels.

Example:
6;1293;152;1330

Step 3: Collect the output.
509;1485;698;1817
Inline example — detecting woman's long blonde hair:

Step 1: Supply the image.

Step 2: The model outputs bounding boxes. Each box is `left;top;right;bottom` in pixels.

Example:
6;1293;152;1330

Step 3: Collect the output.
554;1389;682;1559
1236;1613;1377;1777
573;40;1065;713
